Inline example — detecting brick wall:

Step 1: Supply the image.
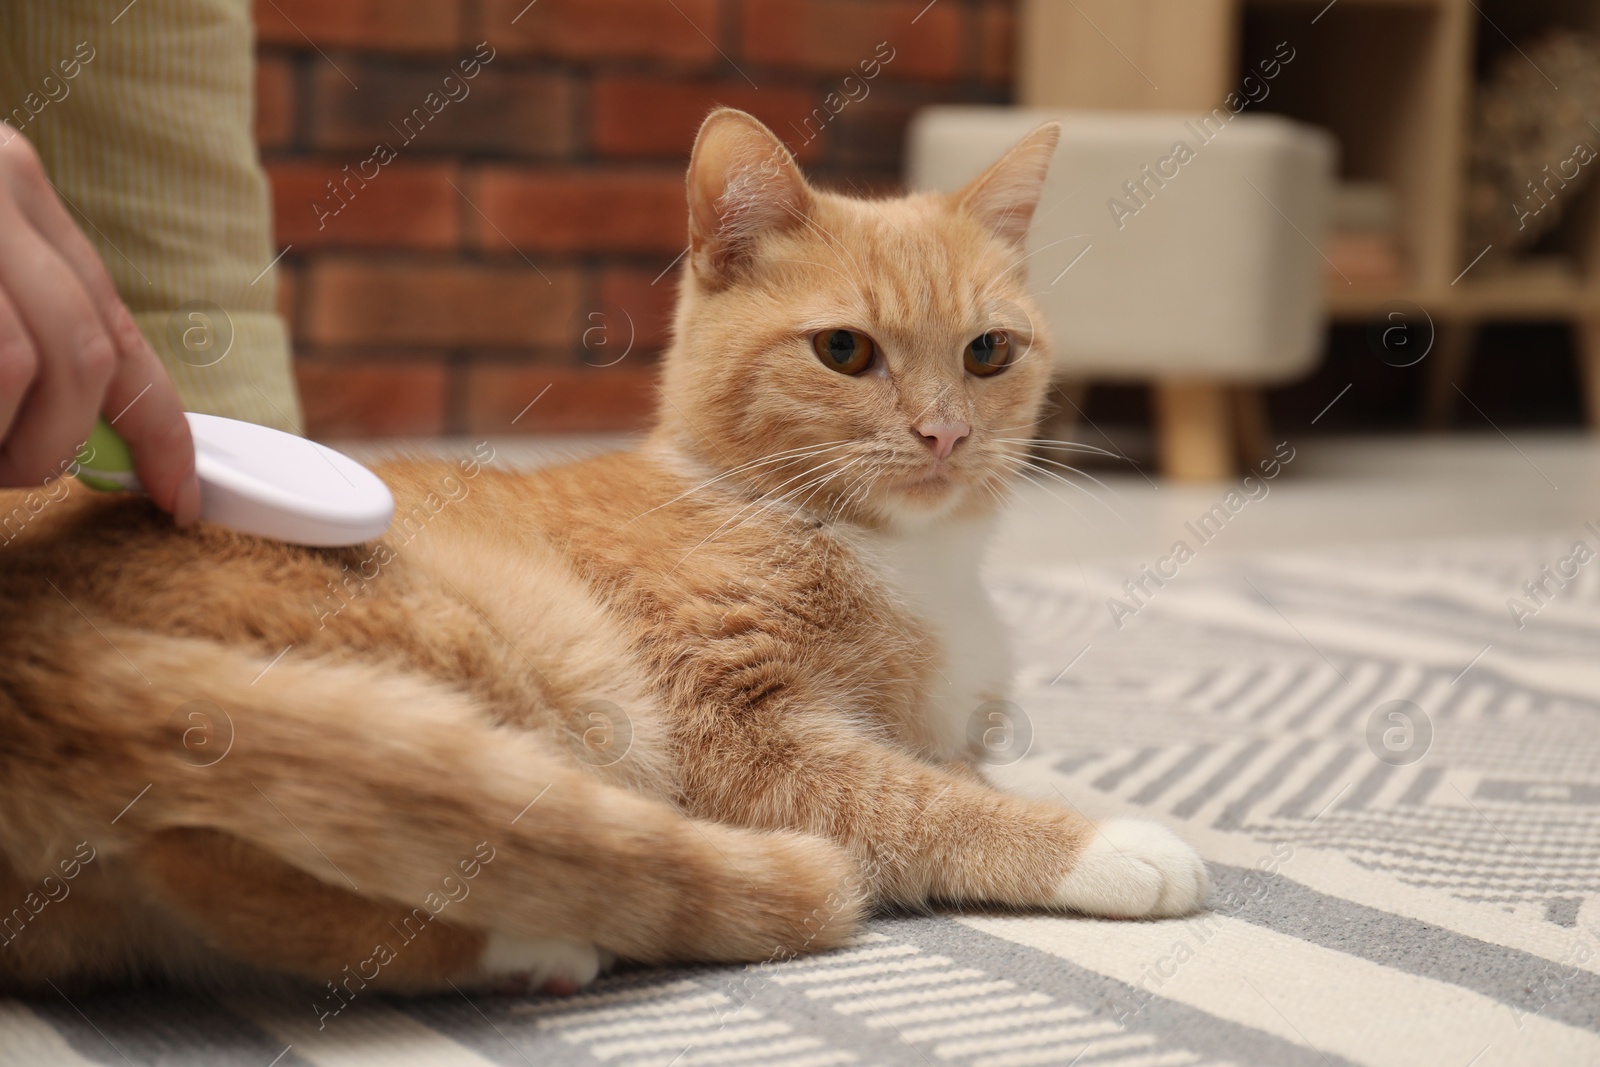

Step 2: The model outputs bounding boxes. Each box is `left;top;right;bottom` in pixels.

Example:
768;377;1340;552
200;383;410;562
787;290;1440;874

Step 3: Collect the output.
255;0;1014;437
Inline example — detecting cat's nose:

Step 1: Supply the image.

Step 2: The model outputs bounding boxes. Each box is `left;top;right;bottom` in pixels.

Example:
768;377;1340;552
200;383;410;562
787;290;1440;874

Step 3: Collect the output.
913;420;970;461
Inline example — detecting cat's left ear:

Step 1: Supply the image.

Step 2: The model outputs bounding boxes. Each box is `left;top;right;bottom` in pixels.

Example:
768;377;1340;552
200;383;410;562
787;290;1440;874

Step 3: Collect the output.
686;108;812;285
953;122;1061;246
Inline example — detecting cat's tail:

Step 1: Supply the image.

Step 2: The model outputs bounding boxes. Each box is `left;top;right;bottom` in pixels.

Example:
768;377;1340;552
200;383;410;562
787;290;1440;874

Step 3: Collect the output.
0;625;864;982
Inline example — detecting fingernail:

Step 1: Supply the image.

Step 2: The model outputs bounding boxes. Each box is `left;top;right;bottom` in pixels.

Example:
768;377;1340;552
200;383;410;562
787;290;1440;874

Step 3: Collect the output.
174;473;201;527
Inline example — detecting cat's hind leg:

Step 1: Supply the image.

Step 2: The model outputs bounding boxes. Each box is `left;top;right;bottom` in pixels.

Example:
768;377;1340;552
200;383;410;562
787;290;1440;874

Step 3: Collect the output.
0;628;865;992
132;827;607;995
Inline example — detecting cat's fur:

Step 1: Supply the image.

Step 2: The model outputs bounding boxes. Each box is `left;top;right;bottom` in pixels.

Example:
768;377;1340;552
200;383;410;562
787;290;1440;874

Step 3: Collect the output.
0;110;1206;998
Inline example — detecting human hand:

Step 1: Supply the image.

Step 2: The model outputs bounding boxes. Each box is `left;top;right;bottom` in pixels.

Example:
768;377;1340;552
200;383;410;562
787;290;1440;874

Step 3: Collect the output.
0;123;198;523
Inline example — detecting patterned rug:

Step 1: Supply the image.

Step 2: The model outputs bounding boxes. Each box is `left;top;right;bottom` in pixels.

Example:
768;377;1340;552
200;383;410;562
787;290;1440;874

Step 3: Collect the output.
4;535;1598;1066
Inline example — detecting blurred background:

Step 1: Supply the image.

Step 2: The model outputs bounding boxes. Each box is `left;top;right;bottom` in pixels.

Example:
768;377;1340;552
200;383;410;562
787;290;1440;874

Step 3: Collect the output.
257;0;1600;479
257;0;1014;439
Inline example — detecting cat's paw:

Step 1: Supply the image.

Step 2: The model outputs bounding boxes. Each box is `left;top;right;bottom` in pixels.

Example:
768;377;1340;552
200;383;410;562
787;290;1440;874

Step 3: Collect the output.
478;934;612;996
1053;818;1209;919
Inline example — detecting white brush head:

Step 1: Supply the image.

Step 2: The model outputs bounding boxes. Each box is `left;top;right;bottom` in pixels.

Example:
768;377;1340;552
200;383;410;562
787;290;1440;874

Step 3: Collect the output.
77;413;394;546
185;413;394;546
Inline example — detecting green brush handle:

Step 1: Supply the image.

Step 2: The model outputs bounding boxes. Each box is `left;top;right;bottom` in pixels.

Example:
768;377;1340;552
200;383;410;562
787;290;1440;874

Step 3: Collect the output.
75;418;140;492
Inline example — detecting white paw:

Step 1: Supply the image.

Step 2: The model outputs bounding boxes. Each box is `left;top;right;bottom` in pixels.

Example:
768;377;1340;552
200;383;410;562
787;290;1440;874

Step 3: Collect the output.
1053;818;1209;919
478;933;611;996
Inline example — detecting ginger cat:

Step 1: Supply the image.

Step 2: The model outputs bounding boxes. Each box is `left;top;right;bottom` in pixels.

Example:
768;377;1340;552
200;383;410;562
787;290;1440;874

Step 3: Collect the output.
0;110;1206;1004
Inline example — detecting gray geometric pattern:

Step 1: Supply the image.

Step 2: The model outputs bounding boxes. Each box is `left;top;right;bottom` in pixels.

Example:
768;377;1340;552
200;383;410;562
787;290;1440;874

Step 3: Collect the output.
5;536;1599;1064
999;536;1600;926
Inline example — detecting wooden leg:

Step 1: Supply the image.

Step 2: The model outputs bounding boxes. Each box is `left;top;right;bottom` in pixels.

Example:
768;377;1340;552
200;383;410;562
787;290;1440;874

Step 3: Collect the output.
1154;380;1233;482
1575;318;1600;429
1231;386;1270;469
1039;378;1090;444
1421;322;1477;430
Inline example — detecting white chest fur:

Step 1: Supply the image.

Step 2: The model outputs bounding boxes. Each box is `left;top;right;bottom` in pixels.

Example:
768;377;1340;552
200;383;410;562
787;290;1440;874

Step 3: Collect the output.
857;517;1014;761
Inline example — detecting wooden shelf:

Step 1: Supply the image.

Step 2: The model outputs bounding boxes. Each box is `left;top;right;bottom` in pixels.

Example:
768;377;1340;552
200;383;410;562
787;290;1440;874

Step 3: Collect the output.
1326;267;1599;319
1246;0;1451;8
1017;0;1600;469
1021;0;1600;313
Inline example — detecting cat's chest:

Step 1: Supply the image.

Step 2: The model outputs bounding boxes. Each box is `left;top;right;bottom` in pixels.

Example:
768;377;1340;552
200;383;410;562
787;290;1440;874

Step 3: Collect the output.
858;520;1013;761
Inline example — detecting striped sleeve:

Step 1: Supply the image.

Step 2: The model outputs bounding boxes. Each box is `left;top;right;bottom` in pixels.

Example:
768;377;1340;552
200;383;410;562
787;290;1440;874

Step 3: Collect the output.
0;0;302;433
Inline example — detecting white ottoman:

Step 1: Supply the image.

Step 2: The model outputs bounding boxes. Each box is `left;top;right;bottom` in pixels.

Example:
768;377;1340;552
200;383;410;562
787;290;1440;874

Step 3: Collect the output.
907;107;1335;479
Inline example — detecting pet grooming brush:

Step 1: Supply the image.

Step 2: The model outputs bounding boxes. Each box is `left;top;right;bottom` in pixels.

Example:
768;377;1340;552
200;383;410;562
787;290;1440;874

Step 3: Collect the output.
76;414;393;547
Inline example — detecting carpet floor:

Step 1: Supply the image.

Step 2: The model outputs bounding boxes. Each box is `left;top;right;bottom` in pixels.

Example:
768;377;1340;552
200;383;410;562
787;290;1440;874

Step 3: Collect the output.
3;533;1597;1067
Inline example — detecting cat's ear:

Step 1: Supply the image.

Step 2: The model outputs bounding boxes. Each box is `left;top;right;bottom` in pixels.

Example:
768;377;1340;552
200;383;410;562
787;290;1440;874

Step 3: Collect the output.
686;108;811;284
952;121;1061;246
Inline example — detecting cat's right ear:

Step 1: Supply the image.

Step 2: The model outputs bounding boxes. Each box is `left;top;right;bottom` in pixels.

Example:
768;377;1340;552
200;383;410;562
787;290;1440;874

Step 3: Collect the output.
953;121;1061;247
686;109;811;286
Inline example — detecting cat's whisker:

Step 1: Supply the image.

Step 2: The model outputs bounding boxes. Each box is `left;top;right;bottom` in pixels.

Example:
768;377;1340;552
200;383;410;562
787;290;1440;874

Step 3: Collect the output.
620;440;859;528
975;464;1096;592
667;452;864;571
1014;458;1123;522
783;459;872;538
758;455;864;530
988;444;1088;508
719;442;863;502
991;421;1052;437
994;437;1122;460
801;454;872;511
823;460;884;524
979;475;1015;512
763;459;871;575
749;448;871;511
702;461;866;567
970;460;1063;525
779;449;889;522
621;448;831;528
664;438;856;496
696;457;852;545
999;432;1152;484
1002;464;1090;521
847;454;903;514
1013;451;1127;507
811;462;888;565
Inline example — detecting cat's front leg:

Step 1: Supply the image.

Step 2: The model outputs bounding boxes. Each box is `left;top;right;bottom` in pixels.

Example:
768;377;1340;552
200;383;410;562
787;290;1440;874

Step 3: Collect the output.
1048;816;1210;918
685;732;1208;919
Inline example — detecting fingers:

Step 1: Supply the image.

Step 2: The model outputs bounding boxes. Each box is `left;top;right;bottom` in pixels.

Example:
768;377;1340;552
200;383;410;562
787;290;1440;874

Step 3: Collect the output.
101;307;200;524
0;285;36;448
0;195;116;488
0;128;198;520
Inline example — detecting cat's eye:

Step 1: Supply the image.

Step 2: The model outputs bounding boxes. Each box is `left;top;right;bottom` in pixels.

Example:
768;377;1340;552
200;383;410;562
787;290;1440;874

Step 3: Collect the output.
964;330;1014;377
812;329;876;375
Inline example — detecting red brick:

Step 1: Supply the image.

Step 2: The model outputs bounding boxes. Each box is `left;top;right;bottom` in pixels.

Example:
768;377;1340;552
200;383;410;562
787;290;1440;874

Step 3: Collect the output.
483;0;720;64
253;0;460;53
469;169;685;255
828;97;918;172
595;267;680;358
308;63;572;158
302;261;580;347
592;77;824;162
295;359;447;437
740;0;962;81
255;54;295;150
976;2;1015;86
462;363;659;434
268;161;461;250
